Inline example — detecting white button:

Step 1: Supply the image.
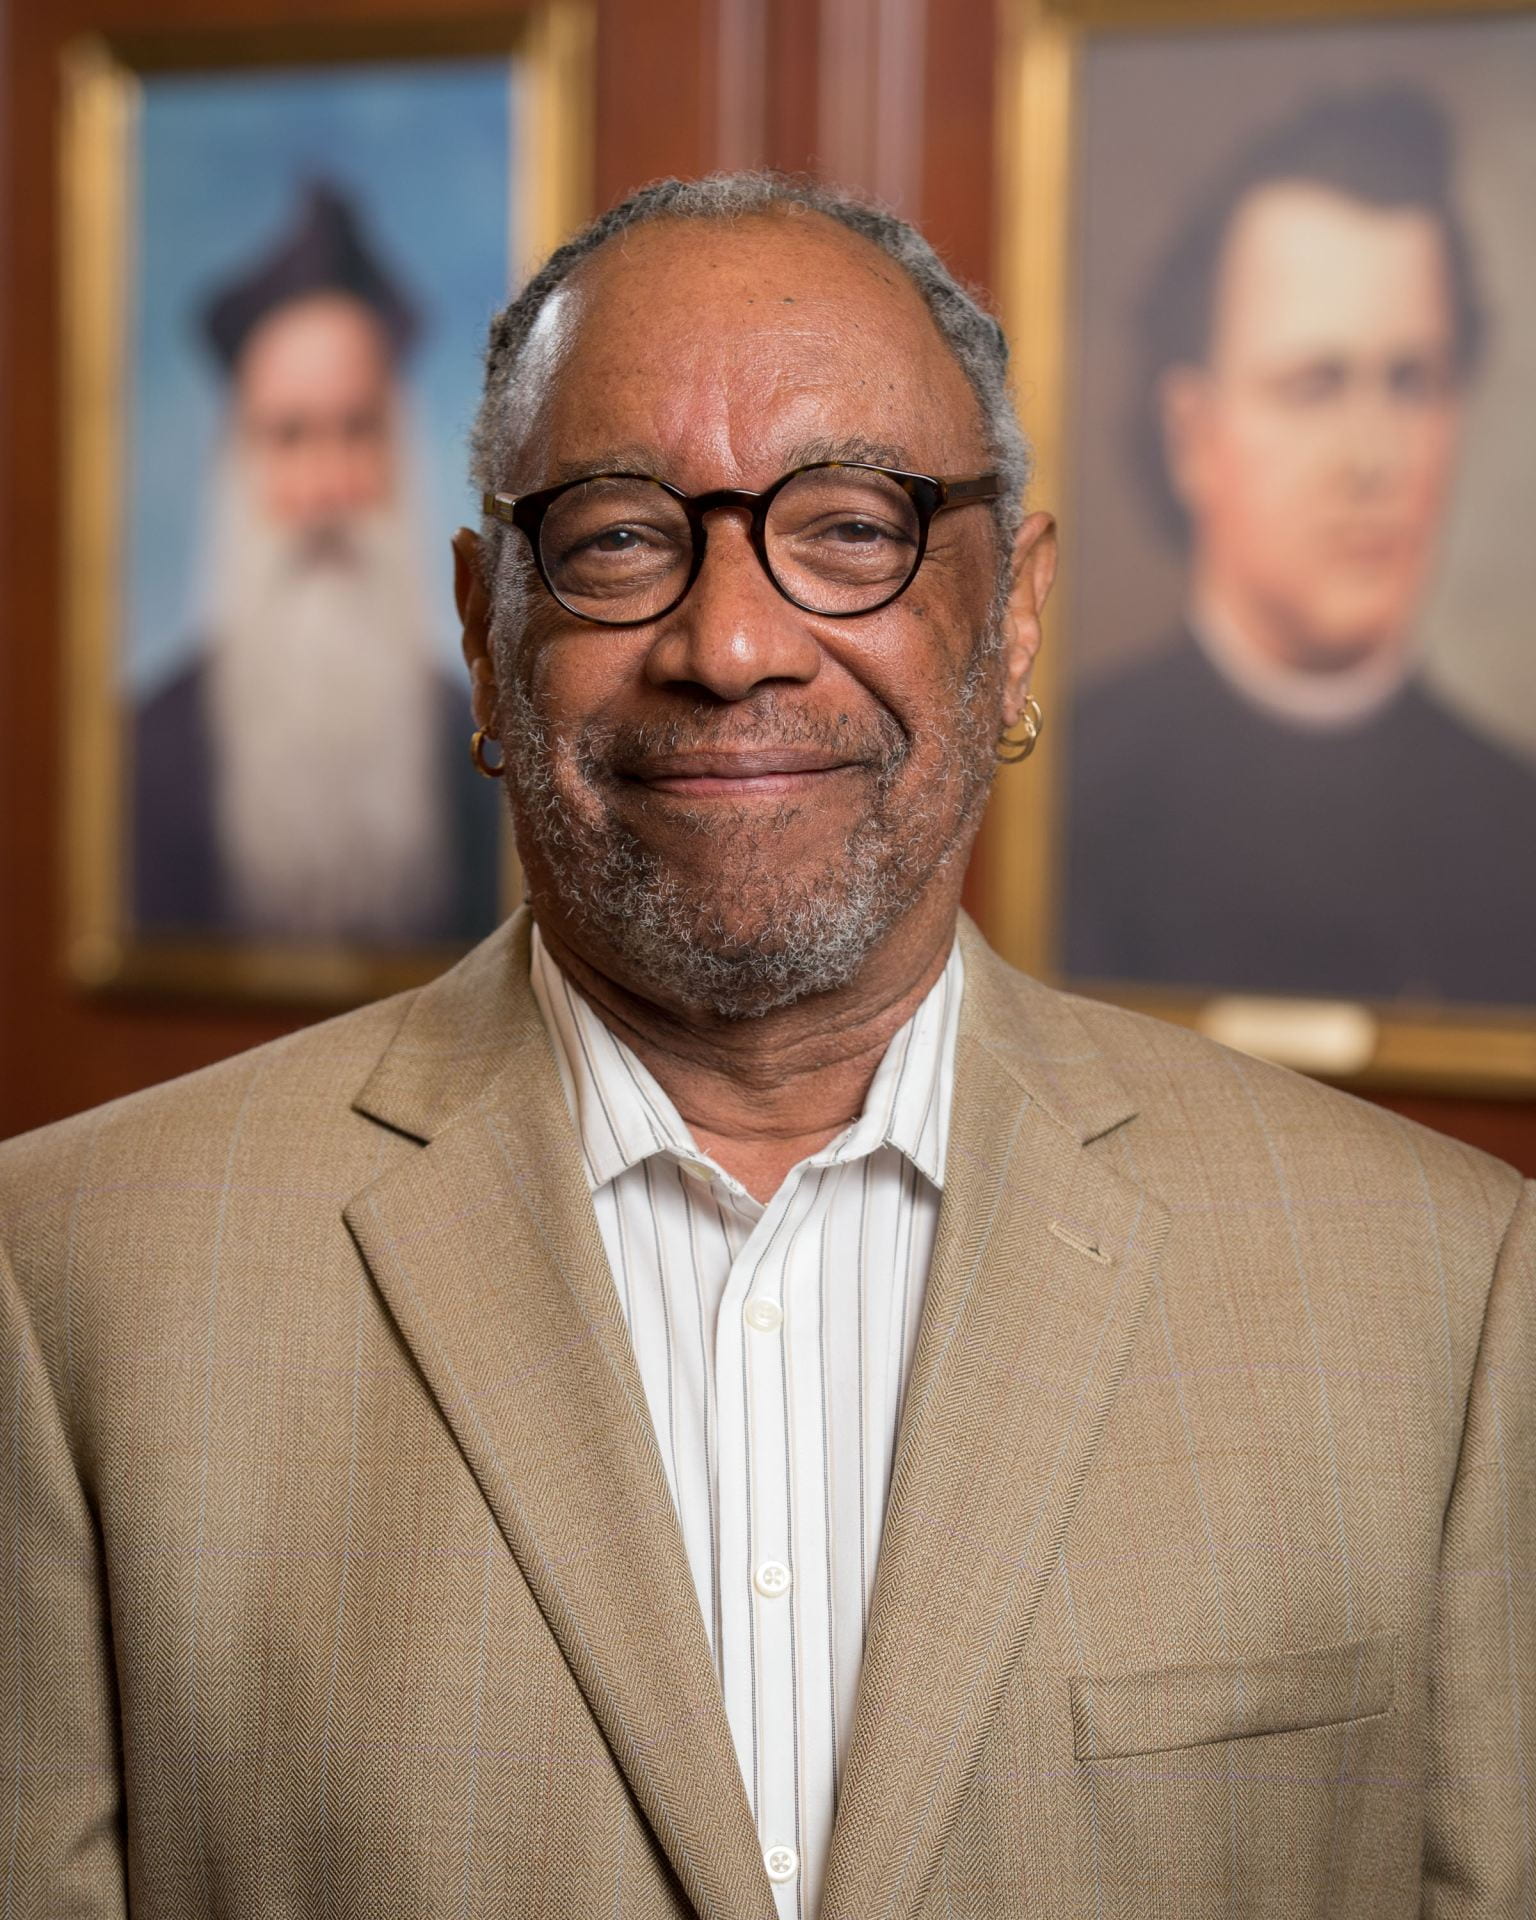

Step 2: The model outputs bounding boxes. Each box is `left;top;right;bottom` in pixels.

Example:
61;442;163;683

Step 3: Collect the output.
754;1559;792;1598
744;1298;782;1332
764;1844;799;1883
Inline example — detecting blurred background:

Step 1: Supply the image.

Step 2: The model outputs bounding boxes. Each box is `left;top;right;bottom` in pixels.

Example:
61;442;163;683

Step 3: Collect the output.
1;0;1532;1172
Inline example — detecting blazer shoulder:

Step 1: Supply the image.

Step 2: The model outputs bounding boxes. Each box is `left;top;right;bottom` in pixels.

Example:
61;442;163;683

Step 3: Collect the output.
0;987;420;1229
1060;983;1526;1227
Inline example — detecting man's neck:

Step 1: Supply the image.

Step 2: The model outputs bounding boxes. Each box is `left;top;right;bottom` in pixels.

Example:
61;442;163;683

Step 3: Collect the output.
533;903;960;1203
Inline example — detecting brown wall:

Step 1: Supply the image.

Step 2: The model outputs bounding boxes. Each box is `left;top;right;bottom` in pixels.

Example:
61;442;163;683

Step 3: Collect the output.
2;0;1531;1174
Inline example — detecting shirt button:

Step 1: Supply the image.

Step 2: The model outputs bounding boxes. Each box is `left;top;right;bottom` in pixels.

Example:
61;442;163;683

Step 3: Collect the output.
743;1298;782;1333
754;1559;792;1598
764;1844;799;1883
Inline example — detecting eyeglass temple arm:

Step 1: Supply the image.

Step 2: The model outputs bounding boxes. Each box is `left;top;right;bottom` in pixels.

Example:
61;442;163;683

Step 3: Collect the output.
481;491;521;527
936;472;1003;511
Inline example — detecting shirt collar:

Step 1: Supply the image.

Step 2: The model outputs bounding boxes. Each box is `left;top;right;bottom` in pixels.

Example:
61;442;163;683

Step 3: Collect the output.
529;927;963;1194
1188;595;1413;733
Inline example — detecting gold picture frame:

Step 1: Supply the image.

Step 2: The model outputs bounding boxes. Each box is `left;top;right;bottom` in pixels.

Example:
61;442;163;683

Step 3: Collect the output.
60;5;592;1007
985;0;1536;1095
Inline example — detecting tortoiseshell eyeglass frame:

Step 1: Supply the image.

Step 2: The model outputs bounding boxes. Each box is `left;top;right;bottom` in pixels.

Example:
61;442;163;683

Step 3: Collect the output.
479;460;1003;626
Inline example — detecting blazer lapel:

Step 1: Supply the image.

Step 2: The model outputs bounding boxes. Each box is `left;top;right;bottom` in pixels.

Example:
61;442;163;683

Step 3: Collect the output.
344;913;773;1920
821;930;1171;1920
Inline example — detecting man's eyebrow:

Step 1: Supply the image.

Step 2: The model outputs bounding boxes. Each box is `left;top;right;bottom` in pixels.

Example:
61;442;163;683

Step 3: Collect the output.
783;436;912;472
533;436;919;492
542;446;666;485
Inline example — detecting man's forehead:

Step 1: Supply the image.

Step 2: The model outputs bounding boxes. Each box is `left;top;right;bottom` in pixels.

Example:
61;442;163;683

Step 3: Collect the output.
1214;183;1454;354
511;212;982;483
237;291;395;394
570;210;919;318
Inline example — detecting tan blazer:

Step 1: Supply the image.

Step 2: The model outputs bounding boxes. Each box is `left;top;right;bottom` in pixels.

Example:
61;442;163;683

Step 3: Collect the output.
2;911;1531;1918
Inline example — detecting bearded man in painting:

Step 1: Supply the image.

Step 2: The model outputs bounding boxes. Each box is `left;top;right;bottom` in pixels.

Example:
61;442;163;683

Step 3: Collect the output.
132;180;497;946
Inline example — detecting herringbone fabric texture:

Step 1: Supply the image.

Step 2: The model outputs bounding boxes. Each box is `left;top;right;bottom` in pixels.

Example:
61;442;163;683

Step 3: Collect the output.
2;910;1531;1918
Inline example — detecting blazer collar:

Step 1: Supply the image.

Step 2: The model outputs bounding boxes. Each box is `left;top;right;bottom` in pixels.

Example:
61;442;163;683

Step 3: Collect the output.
352;908;548;1142
347;908;774;1920
951;912;1139;1146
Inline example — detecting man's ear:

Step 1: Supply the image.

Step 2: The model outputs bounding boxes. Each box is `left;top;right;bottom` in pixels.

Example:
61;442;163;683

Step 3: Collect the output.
998;510;1058;727
453;527;498;733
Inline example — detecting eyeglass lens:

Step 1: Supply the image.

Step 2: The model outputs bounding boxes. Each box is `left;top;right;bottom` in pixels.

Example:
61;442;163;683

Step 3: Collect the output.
537;466;924;622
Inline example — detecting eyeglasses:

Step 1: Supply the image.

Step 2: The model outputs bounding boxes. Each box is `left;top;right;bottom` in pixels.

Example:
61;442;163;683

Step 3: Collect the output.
480;461;1002;627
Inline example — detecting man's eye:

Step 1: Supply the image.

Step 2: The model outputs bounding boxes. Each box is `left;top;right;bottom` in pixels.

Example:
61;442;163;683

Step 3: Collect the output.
798;514;911;548
340;409;386;446
1387;357;1452;404
552;520;683;582
569;522;678;558
264;416;310;450
1272;361;1348;407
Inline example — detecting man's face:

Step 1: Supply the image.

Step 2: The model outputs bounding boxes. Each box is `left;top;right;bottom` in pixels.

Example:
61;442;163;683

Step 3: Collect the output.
234;292;399;540
1161;182;1464;673
473;214;1049;1017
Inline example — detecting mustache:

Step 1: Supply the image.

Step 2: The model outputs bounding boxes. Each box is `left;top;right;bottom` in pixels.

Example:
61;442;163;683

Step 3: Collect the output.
290;521;367;571
573;700;909;782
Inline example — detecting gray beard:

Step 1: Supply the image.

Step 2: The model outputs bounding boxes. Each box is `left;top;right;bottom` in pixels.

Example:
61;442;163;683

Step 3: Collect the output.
497;637;998;1021
204;444;451;943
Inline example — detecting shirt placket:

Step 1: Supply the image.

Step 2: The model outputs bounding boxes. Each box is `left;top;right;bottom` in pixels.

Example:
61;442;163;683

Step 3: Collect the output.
531;924;961;1918
714;1163;827;1918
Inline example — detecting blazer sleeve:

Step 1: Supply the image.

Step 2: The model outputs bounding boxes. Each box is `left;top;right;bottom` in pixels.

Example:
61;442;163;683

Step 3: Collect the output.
0;1239;128;1916
1423;1177;1536;1915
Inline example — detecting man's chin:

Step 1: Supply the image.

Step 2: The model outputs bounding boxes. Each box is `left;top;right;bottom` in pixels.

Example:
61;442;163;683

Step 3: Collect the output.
1267;580;1420;675
1284;620;1407;676
531;833;900;1020
556;795;877;905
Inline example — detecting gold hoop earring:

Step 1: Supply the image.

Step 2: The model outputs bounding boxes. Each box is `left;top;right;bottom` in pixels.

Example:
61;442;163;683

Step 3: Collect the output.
470;727;506;779
995;695;1043;764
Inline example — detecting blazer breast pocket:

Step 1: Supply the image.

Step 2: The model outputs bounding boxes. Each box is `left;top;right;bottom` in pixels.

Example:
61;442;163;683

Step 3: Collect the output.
1069;1633;1397;1761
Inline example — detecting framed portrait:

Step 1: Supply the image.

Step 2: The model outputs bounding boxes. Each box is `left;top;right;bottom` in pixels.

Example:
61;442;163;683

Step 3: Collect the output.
60;7;591;1004
985;0;1536;1092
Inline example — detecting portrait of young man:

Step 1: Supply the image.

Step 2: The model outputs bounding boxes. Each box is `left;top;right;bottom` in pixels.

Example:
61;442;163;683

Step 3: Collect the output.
3;174;1532;1917
1064;84;1536;1005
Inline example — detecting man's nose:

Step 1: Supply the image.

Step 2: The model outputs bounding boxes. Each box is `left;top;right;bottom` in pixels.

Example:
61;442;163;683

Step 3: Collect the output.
283;429;391;526
642;511;822;701
1338;376;1410;495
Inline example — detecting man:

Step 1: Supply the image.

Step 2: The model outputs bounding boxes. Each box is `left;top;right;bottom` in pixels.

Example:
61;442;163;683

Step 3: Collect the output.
5;175;1532;1916
133;181;499;946
1066;87;1536;1003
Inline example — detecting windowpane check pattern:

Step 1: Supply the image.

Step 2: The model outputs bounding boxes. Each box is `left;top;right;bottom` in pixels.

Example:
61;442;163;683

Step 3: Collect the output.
530;929;963;1917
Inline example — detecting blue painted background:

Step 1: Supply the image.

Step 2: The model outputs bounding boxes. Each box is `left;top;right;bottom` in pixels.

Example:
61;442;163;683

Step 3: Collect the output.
127;56;516;692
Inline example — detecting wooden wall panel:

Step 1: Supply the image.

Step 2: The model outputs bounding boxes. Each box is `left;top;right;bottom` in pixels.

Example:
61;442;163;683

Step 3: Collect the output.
2;0;1530;1174
595;0;721;198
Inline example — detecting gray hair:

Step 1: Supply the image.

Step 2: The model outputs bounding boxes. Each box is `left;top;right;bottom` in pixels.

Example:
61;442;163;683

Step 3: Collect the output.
470;171;1031;584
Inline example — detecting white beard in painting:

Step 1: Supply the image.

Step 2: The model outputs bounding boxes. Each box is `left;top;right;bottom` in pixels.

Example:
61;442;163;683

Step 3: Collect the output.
203;437;453;943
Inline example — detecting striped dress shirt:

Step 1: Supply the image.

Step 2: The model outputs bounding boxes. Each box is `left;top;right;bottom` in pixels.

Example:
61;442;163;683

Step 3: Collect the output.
529;928;963;1917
